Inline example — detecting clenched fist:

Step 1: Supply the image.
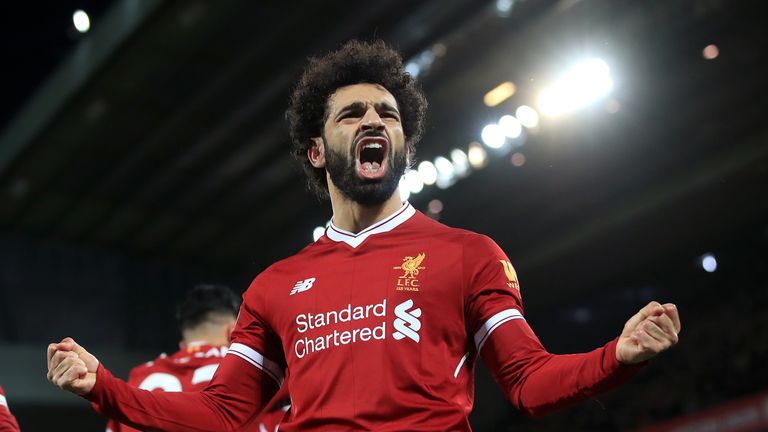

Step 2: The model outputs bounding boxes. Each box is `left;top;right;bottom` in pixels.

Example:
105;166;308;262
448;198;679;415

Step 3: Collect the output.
616;301;681;364
46;337;99;395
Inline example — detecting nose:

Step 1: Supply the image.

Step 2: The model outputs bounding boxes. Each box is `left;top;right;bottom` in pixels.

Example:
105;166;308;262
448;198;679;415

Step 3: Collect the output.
360;107;385;133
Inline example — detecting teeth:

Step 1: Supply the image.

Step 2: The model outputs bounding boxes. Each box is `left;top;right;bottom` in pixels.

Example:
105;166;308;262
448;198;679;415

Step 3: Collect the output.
362;143;383;149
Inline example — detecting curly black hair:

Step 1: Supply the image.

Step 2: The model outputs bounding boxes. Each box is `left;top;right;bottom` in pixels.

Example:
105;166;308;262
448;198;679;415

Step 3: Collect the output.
286;40;428;199
176;284;240;332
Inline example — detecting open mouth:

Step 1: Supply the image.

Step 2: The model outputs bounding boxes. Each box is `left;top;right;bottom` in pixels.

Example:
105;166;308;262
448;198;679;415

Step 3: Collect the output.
355;136;389;180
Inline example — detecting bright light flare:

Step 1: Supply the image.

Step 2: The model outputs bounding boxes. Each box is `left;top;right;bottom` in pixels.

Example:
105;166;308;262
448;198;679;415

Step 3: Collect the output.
481;124;506;149
498;115;522;139
467;142;487;169
418;161;437;186
399;178;411;201
538;58;613;117
515;105;539;128
450;149;470;177
73;10;91;33
312;226;325;241
700;253;717;273
403;169;424;194
483;81;516;107
434;156;455;189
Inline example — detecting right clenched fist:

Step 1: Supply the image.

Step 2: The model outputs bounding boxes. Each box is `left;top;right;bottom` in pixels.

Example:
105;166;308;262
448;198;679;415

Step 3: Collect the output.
46;337;99;395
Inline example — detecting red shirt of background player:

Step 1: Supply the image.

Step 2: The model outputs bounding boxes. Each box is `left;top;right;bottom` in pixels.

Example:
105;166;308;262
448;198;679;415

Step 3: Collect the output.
0;386;21;432
102;343;287;432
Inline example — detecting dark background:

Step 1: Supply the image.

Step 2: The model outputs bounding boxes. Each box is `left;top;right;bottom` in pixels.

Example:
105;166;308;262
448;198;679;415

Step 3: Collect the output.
0;0;766;430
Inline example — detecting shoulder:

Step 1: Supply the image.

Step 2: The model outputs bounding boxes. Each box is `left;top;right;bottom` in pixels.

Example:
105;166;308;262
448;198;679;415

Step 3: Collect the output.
241;242;324;302
130;351;172;375
416;212;500;252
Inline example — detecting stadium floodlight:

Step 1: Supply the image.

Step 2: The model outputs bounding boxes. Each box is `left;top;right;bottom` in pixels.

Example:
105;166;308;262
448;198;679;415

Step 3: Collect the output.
498;115;522;139
538;58;613;117
434;156;455;189
312;226;325;241
405;62;420;78
399;178;411;201
450;149;470;177
403;169;424;194
481;124;506;149
700;253;717;273
483;81;516;107
467;142;487;169
515;105;540;128
73;10;90;33
417;161;438;186
496;0;514;14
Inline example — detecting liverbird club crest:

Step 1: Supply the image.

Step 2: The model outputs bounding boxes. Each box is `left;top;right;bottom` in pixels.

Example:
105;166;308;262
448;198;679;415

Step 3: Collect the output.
394;253;426;292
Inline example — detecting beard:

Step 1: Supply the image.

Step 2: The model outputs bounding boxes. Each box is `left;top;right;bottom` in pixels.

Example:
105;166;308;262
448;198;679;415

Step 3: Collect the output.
324;138;407;207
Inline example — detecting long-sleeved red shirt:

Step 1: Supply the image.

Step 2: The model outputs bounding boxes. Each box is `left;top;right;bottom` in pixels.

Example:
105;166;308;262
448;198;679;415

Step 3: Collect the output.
85;205;642;431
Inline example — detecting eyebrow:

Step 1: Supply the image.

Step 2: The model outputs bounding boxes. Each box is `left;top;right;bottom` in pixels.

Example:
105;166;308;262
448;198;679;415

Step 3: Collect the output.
334;101;400;119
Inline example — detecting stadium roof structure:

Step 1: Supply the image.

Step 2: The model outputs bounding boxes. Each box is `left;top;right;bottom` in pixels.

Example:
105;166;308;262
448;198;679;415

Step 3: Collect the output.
0;0;766;311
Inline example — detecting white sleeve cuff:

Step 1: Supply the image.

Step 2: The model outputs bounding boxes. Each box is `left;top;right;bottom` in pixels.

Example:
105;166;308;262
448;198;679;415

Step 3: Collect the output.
474;308;525;352
227;343;284;386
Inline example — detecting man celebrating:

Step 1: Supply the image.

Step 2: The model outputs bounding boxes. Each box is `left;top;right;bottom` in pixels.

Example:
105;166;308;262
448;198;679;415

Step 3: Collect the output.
47;40;680;431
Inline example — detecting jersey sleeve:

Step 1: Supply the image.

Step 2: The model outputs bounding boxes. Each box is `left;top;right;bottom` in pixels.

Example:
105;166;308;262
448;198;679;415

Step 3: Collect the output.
105;365;148;432
84;275;283;431
462;234;643;418
228;272;286;387
463;233;525;350
0;387;21;432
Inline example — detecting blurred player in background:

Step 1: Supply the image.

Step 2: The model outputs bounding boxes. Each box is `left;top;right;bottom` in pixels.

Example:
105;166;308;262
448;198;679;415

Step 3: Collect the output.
47;40;680;431
0;386;21;432
103;284;288;432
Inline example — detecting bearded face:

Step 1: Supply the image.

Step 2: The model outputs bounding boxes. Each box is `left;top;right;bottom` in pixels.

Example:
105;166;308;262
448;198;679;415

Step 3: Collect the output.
317;83;408;206
323;129;407;206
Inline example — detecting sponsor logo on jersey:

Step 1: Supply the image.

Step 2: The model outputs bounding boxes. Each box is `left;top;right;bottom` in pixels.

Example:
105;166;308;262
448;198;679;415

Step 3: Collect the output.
500;260;520;293
293;300;387;358
392;299;422;343
393;252;425;292
292;298;425;359
290;277;316;295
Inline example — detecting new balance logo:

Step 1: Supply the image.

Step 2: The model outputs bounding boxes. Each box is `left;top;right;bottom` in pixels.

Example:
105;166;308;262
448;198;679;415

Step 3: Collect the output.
290;278;316;295
393;299;422;343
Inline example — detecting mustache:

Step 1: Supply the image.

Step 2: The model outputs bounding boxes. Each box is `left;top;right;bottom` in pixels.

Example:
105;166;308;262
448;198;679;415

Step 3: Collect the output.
350;129;388;153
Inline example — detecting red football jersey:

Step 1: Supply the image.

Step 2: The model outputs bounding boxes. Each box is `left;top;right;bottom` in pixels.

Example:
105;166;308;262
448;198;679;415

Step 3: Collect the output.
105;343;229;432
87;203;641;431
229;203;530;430
0;386;21;432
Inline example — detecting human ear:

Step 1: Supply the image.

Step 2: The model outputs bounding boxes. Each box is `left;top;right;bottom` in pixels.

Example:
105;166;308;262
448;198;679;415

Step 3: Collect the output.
308;137;326;168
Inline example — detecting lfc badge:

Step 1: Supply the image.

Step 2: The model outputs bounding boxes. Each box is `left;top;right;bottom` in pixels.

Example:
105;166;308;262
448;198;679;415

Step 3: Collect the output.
500;260;521;293
394;253;426;292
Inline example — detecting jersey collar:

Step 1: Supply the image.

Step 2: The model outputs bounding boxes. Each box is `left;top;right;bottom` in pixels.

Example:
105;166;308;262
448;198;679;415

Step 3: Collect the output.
325;202;416;248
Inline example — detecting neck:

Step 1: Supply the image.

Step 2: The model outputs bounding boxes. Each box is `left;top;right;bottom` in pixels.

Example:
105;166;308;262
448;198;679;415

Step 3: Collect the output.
328;185;404;233
181;330;228;347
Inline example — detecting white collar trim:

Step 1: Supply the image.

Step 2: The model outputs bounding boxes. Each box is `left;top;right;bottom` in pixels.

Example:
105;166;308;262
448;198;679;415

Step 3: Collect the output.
326;202;415;248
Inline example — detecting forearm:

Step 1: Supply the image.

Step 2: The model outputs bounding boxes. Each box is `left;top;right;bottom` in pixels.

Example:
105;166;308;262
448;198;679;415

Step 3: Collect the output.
85;359;276;432
483;322;643;417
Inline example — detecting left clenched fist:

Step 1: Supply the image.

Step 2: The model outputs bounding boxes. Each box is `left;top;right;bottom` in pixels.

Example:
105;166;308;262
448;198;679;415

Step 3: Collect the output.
616;301;681;364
